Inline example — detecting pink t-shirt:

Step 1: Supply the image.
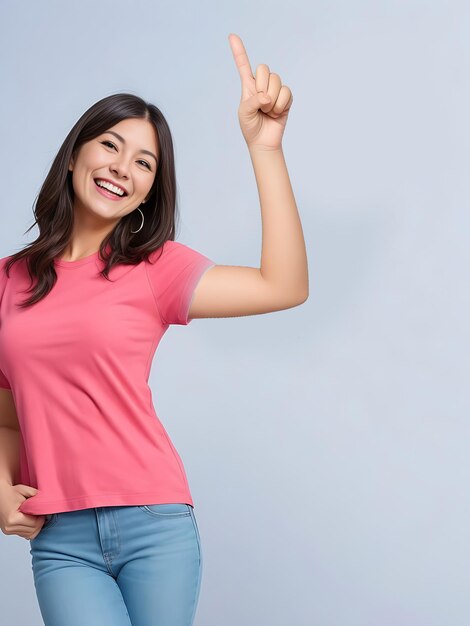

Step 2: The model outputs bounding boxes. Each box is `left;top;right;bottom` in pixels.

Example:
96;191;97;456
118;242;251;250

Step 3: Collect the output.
0;240;215;516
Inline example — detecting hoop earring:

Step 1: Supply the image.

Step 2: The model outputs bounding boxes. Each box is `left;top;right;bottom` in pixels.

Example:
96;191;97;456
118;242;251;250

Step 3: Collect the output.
130;206;145;234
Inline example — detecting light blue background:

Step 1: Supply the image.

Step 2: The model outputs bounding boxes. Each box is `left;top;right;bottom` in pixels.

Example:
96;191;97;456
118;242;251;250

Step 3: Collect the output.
1;1;468;624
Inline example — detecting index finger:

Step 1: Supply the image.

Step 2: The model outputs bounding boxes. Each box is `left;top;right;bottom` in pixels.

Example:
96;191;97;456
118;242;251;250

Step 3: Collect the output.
228;33;254;83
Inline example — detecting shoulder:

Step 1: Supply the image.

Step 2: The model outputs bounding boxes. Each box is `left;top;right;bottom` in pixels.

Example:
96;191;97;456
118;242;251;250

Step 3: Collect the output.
0;255;28;288
146;240;208;266
151;240;193;256
0;255;13;276
0;254;13;265
0;256;14;296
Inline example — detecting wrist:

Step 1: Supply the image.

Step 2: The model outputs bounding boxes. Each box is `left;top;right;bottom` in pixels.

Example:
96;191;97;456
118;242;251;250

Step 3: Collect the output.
247;144;283;154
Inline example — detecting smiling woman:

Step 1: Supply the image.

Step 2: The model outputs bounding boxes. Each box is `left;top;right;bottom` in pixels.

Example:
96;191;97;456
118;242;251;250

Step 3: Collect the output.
3;93;177;299
65;116;159;241
0;33;308;624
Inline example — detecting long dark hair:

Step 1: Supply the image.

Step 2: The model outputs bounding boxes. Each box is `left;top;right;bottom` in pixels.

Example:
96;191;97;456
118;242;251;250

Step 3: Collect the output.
3;92;180;308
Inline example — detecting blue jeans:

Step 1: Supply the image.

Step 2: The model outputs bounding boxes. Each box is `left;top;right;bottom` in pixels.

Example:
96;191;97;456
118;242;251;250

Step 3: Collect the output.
29;504;203;626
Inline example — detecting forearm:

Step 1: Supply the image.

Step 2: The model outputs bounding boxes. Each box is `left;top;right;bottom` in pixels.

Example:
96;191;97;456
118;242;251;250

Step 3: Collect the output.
249;146;309;301
0;426;20;487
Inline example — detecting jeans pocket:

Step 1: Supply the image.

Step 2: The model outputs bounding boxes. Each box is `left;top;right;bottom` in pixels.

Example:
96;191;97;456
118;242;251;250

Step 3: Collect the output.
42;513;60;529
30;513;60;543
137;503;191;518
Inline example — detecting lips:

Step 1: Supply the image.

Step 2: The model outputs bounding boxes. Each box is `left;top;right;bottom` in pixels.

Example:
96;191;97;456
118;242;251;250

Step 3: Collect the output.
93;178;129;196
93;179;128;200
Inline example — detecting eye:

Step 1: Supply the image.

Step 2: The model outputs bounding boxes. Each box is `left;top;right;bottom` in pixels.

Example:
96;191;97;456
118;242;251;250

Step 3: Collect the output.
101;140;116;150
100;141;152;170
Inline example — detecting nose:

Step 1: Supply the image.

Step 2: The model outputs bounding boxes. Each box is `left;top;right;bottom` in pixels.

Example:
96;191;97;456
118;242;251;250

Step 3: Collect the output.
109;160;130;180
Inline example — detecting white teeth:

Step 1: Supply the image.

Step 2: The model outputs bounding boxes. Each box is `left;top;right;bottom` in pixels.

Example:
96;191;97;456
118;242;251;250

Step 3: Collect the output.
95;179;125;196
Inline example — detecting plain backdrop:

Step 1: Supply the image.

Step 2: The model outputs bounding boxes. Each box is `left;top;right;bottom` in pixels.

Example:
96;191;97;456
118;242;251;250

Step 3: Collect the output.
0;1;468;625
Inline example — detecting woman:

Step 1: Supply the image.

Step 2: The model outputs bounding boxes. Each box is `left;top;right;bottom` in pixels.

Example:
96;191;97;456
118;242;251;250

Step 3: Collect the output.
0;34;308;626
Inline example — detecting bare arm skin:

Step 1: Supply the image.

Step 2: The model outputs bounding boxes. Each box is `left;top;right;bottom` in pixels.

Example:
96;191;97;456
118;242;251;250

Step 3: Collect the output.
189;34;308;320
0;389;43;539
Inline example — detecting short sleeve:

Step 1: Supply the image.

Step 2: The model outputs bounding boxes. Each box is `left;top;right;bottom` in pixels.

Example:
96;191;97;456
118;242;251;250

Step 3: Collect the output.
146;240;215;326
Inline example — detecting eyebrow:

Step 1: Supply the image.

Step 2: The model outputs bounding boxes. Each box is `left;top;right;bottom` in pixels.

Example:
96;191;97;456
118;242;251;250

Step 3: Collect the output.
103;130;158;163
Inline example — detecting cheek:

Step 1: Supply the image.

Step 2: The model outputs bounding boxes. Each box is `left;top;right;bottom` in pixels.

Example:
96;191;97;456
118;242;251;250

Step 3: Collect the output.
72;169;85;193
135;177;153;198
143;176;156;197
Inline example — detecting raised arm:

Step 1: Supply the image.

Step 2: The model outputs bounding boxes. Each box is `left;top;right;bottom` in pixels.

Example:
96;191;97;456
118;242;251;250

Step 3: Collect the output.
189;33;308;320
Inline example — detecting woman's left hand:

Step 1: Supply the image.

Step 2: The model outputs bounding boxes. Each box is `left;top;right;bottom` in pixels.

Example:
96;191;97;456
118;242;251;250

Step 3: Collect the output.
228;33;293;151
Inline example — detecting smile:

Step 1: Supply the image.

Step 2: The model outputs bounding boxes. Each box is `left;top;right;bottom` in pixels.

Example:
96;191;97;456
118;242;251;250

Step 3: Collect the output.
93;179;128;200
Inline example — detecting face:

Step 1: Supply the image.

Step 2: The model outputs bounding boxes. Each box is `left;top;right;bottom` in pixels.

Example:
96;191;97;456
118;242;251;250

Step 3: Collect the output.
68;117;159;226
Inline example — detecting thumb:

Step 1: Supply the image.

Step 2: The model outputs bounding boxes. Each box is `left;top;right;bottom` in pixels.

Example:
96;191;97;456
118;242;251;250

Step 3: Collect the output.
241;92;271;116
14;484;39;499
257;91;271;104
